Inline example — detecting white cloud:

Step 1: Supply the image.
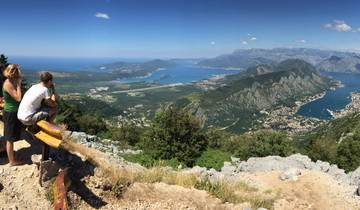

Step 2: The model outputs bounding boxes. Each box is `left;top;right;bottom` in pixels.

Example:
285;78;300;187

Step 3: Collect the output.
323;23;332;28
210;41;215;45
95;12;110;19
241;41;248;45
296;39;307;44
323;20;352;32
249;37;257;41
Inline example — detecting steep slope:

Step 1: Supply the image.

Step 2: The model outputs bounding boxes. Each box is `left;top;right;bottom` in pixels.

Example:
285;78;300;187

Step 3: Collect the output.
185;59;332;132
317;55;360;73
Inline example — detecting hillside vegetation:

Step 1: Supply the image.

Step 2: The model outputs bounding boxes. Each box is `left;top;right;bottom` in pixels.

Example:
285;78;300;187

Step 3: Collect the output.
180;59;332;132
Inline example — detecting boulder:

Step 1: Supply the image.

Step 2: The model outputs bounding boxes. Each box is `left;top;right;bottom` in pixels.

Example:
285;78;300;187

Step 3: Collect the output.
230;156;241;164
348;167;360;185
237;154;313;173
189;166;207;175
327;165;348;184
221;162;236;176
279;168;301;181
315;160;330;172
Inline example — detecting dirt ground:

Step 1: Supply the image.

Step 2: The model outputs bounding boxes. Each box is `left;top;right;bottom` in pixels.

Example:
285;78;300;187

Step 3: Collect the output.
239;171;360;210
1;124;360;209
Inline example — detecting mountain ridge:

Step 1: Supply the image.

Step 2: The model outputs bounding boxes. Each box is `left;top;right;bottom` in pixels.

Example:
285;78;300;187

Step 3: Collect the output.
183;59;333;132
198;48;360;73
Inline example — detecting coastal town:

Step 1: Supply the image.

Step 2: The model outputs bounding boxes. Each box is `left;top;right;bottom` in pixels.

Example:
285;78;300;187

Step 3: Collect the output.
333;92;360;118
259;92;327;134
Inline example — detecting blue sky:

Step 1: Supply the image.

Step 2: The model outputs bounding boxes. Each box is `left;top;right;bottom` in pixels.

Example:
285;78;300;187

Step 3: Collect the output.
1;0;359;58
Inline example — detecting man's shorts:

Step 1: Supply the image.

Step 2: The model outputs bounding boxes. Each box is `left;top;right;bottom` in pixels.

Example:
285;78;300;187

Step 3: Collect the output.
21;106;51;126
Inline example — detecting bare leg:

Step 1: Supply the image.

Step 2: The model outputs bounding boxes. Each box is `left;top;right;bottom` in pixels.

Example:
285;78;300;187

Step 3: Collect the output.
6;141;22;166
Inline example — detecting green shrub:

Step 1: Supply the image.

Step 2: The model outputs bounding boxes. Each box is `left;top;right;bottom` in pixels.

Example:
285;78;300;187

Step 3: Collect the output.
141;105;208;167
305;137;337;164
205;128;232;149
109;122;141;146
336;137;360;172
123;153;182;168
122;153;155;168
195;149;231;170
155;158;182;168
75;114;107;135
231;131;294;160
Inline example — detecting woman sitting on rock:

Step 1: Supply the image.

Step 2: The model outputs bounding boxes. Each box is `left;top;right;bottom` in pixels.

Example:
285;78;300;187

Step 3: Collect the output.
2;64;23;166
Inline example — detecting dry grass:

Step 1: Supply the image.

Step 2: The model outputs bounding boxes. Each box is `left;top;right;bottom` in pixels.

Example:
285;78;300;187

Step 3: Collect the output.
163;172;198;188
58;138;276;208
107;166;276;209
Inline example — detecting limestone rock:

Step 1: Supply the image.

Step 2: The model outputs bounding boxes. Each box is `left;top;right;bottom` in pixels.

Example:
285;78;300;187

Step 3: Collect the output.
348;167;360;185
221;162;236;176
279;168;301;181
189;166;207;175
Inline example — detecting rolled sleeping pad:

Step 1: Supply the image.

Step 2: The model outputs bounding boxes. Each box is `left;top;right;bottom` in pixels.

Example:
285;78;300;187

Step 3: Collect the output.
34;131;62;149
36;120;62;139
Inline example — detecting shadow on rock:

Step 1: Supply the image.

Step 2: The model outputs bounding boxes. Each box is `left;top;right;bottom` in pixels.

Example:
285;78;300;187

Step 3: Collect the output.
65;154;107;208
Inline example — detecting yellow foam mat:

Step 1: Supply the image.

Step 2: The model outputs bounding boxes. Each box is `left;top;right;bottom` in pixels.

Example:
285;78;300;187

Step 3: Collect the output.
36;120;62;139
34;131;62;149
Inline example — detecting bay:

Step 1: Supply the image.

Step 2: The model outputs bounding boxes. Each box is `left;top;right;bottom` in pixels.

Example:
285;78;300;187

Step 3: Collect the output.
117;65;241;84
297;72;360;119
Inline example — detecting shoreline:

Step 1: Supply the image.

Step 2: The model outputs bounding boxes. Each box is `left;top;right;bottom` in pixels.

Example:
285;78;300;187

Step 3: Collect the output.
111;83;185;93
333;92;360;118
197;65;244;71
260;89;330;134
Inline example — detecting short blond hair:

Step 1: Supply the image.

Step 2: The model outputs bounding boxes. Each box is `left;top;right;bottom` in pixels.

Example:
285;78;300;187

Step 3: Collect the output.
3;64;21;80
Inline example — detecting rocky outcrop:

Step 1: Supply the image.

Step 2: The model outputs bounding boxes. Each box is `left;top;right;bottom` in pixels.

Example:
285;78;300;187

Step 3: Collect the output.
188;154;359;186
66;131;141;158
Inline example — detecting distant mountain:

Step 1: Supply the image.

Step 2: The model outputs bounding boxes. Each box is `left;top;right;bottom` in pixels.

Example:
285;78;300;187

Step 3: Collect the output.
183;59;333;132
317;55;360;73
198;48;358;72
94;59;175;77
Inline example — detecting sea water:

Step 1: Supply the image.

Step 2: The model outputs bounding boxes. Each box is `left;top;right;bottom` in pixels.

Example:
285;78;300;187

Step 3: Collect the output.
297;72;360;119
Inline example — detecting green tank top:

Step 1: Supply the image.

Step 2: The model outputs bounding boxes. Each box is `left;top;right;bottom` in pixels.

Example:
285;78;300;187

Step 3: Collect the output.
3;84;20;112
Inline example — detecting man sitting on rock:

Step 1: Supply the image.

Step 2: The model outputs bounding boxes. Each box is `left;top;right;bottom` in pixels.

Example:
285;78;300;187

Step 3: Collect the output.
17;72;57;127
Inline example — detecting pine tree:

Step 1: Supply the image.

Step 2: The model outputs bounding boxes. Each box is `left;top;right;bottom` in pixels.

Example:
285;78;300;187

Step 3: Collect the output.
0;54;8;67
0;54;8;96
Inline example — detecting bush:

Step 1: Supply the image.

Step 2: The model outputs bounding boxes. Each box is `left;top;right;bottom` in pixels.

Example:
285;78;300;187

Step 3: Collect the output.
75;114;107;135
195;149;231;170
123;152;183;168
155;158;182;168
230;131;294;160
205;128;232;149
336;137;360;172
108;122;141;146
141;105;208;167
123;153;155;168
305;137;337;164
